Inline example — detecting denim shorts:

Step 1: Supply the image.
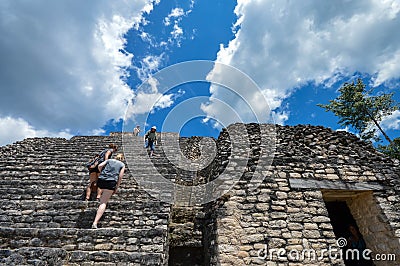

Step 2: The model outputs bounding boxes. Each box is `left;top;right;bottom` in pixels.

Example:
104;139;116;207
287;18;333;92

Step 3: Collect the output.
146;140;155;151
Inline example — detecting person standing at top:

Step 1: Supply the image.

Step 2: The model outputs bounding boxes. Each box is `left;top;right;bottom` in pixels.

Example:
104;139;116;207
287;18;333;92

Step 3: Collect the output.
133;125;141;136
144;126;157;156
92;153;125;229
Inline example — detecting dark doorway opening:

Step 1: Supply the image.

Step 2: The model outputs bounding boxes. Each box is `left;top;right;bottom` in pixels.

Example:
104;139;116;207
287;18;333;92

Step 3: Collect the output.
325;201;373;266
325;201;357;240
168;247;204;266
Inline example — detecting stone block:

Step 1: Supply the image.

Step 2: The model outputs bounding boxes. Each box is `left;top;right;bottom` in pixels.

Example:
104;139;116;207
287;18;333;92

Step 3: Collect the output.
303;230;321;239
240;245;253;251
304;223;318;230
269;220;287;229
289;173;301;178
256;203;270;211
287;222;303;231
311;216;330;223
237;251;249;258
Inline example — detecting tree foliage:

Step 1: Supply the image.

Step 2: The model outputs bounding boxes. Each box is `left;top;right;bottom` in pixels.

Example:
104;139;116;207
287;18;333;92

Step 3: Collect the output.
318;78;399;159
318;78;398;142
377;137;400;160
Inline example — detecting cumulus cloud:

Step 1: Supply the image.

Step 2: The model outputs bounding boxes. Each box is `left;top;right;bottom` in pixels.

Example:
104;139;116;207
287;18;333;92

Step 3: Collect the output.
0;0;156;145
124;76;184;124
135;54;165;81
381;110;400;131
0;116;73;146
129;90;174;116
205;0;400;125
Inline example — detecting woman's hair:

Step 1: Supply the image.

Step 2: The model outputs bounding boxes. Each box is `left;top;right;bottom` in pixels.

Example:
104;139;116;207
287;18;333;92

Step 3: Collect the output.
115;153;124;161
109;143;118;150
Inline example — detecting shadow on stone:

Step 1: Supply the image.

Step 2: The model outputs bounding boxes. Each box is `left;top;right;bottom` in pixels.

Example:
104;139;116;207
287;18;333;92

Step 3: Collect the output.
75;209;97;229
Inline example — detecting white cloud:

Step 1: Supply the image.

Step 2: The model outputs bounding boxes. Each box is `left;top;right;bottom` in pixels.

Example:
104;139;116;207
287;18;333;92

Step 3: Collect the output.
163;6;193;46
125;76;184;121
205;0;400;125
129;4;195;84
336;126;351;133
171;23;184;43
164;8;185;26
0;0;156;145
89;128;106;136
135;54;165;81
131;92;174;115
0;116;73;146
374;51;400;85
272;111;289;125
381;110;400;130
154;94;175;109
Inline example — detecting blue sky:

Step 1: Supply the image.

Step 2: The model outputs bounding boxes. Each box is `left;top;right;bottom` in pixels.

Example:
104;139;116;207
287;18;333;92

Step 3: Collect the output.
0;0;399;146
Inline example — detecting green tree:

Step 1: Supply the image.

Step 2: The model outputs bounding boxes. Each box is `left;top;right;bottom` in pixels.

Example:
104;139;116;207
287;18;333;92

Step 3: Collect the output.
377;138;400;160
318;78;399;158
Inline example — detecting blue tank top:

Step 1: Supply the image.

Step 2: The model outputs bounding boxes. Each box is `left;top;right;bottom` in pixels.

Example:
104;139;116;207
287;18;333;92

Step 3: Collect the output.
99;159;124;181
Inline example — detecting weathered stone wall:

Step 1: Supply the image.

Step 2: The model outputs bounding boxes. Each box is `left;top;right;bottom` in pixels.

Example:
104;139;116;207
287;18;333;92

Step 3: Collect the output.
346;192;400;264
212;175;343;265
210;124;400;265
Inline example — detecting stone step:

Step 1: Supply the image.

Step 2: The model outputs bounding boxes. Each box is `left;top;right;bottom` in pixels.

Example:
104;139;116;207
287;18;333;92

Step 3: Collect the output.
0;188;163;202
0;169;176;177
0;179;141;189
0;200;170;229
0;247;164;265
0;144;180;155
0;162;87;167
0;179;184;195
0;166;142;176
0;149;130;158
1;148;112;157
0;156;205;166
0;168;87;174
0;171;81;178
0;227;166;253
0;175;177;188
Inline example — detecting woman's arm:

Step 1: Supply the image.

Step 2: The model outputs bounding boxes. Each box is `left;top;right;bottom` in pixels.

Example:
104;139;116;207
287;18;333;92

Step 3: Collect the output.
104;150;112;160
115;166;125;193
89;162;97;169
98;160;108;172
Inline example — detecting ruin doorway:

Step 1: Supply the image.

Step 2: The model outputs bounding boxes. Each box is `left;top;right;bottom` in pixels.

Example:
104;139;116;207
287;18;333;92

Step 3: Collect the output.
289;179;399;265
324;200;358;241
322;190;375;266
168;247;204;266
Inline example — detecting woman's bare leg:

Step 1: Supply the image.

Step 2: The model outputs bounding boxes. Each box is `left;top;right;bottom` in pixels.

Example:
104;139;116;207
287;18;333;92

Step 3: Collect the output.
85;172;97;200
96;173;102;199
92;189;114;227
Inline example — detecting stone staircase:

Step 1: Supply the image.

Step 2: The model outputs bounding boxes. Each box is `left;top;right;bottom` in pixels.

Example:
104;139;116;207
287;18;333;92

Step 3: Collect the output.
0;134;172;265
